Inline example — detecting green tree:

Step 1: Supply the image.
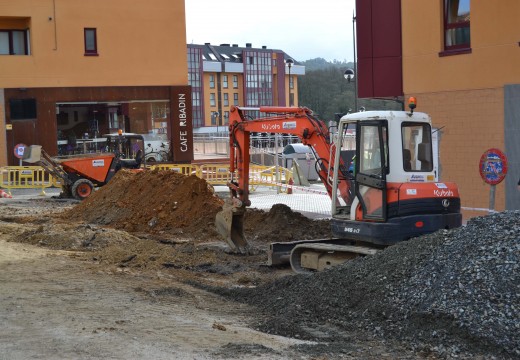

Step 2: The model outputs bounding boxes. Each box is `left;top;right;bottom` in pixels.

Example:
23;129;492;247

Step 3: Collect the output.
298;58;402;121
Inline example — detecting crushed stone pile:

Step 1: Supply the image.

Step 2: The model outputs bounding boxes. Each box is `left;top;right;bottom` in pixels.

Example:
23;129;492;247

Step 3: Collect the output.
223;211;520;359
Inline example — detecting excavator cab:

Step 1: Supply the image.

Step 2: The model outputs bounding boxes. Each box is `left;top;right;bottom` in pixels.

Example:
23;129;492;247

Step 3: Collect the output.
329;111;459;246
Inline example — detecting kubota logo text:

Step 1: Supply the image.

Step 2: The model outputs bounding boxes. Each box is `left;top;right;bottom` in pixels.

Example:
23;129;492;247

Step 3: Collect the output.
434;189;454;197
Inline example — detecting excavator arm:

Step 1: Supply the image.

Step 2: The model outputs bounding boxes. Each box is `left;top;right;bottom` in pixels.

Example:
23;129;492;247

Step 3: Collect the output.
216;106;351;253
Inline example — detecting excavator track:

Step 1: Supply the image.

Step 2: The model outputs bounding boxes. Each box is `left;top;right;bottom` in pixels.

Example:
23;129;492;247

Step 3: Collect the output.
290;243;379;273
269;238;381;273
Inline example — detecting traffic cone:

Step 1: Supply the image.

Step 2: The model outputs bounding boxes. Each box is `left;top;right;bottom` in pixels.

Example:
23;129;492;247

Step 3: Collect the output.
0;189;12;198
287;178;294;195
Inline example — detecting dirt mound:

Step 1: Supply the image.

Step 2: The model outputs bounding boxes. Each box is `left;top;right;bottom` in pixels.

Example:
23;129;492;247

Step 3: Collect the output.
60;170;332;245
63;169;224;239
244;204;332;243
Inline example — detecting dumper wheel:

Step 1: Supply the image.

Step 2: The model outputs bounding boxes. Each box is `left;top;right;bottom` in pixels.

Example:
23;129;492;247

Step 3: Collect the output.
72;179;94;200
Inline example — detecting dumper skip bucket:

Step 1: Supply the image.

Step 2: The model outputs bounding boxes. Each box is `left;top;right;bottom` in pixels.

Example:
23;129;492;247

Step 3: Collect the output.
215;201;249;254
22;145;43;164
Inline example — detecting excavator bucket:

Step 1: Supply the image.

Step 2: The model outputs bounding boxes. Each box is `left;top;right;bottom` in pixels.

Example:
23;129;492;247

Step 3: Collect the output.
215;202;249;253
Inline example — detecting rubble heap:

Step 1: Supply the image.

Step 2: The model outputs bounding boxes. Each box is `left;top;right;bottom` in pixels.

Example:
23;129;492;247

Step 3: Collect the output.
226;211;520;359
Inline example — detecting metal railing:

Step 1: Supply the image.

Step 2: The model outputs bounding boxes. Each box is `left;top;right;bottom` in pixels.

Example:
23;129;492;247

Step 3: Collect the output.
1;163;293;195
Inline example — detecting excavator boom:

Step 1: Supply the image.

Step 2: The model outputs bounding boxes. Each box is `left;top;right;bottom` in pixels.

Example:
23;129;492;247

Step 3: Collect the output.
215;106;349;252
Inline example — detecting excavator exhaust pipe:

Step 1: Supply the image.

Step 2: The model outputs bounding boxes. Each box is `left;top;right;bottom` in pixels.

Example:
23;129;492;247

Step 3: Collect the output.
215;202;249;254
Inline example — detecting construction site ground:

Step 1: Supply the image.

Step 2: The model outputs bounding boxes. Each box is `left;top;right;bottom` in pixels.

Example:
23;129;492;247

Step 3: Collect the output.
0;169;518;359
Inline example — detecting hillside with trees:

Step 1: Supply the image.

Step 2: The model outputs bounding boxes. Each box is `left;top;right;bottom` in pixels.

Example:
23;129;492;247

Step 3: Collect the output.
297;58;403;122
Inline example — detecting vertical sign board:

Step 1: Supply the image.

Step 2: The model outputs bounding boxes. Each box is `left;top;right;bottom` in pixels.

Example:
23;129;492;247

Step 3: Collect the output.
169;86;193;163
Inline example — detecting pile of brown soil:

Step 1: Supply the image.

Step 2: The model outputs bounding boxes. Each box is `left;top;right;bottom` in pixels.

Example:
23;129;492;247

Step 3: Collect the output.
244;204;332;243
62;169;332;245
63;169;224;240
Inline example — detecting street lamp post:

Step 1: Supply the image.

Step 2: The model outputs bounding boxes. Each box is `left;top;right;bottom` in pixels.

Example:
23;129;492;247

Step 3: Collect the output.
352;12;358;112
286;58;294;106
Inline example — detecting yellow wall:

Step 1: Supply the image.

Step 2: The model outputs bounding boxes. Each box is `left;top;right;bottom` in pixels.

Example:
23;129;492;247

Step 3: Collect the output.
401;0;519;215
408;89;505;217
402;0;520;94
0;0;188;88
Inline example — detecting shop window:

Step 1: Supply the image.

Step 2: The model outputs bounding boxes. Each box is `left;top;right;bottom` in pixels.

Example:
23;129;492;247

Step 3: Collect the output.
0;29;29;55
442;0;471;55
84;28;98;56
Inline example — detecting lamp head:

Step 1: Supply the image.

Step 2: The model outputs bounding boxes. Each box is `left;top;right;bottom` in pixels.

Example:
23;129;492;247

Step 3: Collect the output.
344;68;355;82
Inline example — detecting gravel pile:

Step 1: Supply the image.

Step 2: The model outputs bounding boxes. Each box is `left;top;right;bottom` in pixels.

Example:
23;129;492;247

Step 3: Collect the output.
224;211;520;359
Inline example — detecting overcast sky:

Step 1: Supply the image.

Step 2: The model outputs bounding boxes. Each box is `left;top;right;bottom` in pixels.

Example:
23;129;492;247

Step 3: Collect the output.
185;0;356;63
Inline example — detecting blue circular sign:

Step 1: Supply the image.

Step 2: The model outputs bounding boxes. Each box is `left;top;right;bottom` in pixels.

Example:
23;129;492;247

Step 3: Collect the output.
479;148;508;185
13;143;27;159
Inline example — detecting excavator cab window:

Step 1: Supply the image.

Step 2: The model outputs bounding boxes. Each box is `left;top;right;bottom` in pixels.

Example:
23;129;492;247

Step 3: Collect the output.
401;123;433;172
359;124;388;176
338;123;357;179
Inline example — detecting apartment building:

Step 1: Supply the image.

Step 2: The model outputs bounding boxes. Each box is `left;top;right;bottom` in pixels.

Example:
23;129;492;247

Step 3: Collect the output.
187;43;304;130
0;0;192;166
356;0;520;213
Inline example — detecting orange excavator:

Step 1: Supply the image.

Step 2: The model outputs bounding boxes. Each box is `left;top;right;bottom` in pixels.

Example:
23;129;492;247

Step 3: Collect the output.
216;101;462;272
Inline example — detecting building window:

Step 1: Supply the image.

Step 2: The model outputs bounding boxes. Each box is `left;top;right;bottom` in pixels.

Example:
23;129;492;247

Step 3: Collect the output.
209;75;215;89
443;0;470;52
224;111;229;125
211;111;218;125
84;28;98;56
289;76;294;89
233;93;239;106
223;75;228;88
233;75;238;88
9;98;36;120
223;93;229;106
187;46;204;127
210;93;216;107
0;30;29;55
